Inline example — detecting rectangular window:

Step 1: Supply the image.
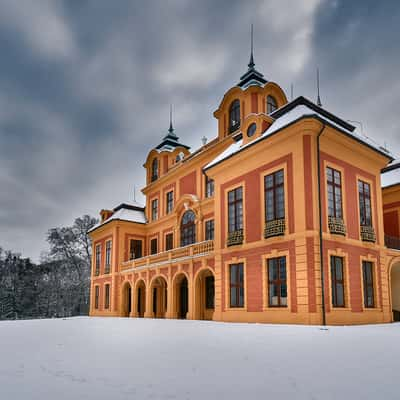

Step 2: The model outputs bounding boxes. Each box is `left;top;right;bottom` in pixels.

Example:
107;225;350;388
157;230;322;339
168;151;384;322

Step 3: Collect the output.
229;263;244;308
105;240;111;273
130;239;142;259
205;276;215;309
206;176;215;198
362;261;375;308
327;167;343;218
151;199;158;221
228;187;243;233
359;180;372;226
267;257;287;307
165;233;173;251
95;244;101;275
94;286;99;309
331;256;345;307
104;284;110;309
166;191;174;214
205;219;214;241
150;238;158;255
265;169;285;221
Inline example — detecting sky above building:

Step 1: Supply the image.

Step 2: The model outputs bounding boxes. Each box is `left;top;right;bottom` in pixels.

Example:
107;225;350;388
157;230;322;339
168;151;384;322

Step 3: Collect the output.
1;0;399;262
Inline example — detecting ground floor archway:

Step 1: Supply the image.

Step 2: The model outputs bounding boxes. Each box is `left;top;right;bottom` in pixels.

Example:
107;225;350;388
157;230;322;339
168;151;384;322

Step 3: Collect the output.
135;280;146;318
150;276;168;318
173;273;189;319
390;261;400;321
194;268;215;320
121;282;132;317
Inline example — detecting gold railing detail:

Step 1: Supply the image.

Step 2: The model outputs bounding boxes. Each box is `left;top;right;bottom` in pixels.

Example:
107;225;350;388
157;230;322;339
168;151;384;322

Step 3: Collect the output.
120;240;214;272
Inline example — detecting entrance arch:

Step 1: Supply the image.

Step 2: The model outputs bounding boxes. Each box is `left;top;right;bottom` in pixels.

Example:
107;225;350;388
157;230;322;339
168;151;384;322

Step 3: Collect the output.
121;281;132;317
150;276;168;318
173;273;189;319
390;260;400;321
194;268;215;320
135;279;146;318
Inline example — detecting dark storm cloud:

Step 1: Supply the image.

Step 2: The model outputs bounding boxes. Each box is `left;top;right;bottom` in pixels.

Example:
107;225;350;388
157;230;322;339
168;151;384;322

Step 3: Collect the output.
304;0;400;147
0;0;399;261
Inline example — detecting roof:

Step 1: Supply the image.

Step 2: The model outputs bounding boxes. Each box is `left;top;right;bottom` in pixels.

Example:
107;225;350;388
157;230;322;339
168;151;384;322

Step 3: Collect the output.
382;158;400;173
382;164;400;188
88;203;146;233
155;124;190;152
205;96;394;171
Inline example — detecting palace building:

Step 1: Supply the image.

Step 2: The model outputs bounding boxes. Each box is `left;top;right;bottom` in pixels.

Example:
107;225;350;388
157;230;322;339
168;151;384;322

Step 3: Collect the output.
88;47;400;325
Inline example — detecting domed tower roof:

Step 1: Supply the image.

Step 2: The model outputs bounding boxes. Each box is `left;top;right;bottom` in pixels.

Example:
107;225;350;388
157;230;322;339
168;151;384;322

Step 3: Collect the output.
155;105;190;152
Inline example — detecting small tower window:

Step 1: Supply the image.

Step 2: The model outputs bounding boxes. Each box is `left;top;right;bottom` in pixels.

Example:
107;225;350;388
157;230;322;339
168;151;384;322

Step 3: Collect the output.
267;95;277;115
229;99;241;133
151;158;158;182
247;123;257;137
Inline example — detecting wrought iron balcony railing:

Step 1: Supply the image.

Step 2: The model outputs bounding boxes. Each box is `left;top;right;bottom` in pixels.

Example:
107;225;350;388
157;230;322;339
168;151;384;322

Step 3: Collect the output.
328;216;346;236
120;240;214;272
264;218;286;238
227;229;243;246
385;235;400;250
360;225;376;243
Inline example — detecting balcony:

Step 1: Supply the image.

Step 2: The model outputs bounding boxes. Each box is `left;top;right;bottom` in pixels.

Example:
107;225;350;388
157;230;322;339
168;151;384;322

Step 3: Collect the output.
227;229;243;247
360;226;376;243
328;216;346;236
120;240;214;272
385;235;400;250
264;218;286;238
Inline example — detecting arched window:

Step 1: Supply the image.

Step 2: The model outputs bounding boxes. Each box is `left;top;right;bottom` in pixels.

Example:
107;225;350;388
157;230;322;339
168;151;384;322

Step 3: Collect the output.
180;210;196;246
151;158;158;182
229;99;241;133
267;95;278;115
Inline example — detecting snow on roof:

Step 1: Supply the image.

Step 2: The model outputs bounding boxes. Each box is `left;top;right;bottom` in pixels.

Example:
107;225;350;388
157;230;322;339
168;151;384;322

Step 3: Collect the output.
205;98;394;171
382;166;400;188
88;205;146;233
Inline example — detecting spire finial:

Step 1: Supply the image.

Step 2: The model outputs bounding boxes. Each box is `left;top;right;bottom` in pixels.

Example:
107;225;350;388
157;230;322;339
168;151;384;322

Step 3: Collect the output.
168;104;174;133
248;24;255;70
317;68;322;107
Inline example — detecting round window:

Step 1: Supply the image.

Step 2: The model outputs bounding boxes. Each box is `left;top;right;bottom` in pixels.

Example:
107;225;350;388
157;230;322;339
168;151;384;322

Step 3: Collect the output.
247;123;257;137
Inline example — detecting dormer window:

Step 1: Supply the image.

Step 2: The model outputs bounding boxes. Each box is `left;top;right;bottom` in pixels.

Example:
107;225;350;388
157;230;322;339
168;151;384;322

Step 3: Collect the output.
267;95;277;114
151;158;159;182
229;99;241;133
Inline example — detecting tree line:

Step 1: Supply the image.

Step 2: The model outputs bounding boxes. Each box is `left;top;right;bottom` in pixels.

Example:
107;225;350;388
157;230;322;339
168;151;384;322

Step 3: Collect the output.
0;215;97;320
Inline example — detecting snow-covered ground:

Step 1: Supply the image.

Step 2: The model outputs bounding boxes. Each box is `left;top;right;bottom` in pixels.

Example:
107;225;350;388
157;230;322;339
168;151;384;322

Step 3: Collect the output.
0;317;399;400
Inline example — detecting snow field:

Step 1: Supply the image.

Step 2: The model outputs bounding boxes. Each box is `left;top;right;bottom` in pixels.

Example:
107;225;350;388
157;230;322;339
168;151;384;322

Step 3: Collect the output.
0;317;399;400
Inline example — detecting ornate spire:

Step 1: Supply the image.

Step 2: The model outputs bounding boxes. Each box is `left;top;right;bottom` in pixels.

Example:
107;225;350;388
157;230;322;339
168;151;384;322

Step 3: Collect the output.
155;104;190;151
164;104;178;140
237;24;267;88
248;24;255;70
168;104;174;134
317;68;322;107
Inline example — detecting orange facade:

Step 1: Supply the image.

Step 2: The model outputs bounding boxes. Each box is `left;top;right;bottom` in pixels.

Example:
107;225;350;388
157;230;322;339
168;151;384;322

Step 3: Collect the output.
89;60;400;325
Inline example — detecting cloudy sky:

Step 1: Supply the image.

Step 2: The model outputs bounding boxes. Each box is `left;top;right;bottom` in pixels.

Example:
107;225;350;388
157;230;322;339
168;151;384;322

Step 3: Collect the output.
1;0;399;262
